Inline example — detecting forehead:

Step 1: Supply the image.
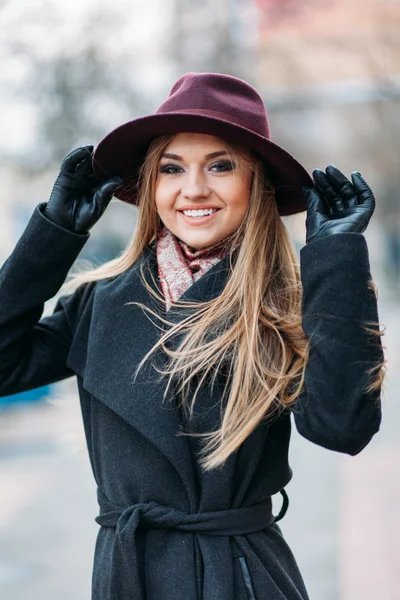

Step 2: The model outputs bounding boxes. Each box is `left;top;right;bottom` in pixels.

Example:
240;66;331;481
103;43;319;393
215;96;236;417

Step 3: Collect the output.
164;132;229;153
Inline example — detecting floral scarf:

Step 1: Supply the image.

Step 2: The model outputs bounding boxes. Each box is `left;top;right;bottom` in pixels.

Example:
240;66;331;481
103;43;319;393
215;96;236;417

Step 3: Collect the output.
156;226;242;311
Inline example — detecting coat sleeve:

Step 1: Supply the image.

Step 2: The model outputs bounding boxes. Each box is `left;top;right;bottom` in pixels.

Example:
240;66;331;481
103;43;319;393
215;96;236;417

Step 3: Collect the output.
291;232;384;456
0;201;92;397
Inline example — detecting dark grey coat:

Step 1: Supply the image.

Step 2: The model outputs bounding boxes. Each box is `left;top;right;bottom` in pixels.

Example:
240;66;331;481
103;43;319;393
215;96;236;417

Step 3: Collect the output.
0;202;384;600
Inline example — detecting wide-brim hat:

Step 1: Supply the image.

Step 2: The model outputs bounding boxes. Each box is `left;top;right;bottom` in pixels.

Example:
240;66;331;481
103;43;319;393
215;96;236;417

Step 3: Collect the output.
92;72;313;216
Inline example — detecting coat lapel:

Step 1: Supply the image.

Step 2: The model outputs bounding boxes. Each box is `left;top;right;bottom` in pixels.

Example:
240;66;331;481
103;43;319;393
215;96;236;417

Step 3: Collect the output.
68;241;234;507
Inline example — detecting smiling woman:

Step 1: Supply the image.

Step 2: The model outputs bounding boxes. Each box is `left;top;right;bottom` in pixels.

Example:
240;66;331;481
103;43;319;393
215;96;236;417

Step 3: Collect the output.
0;71;386;600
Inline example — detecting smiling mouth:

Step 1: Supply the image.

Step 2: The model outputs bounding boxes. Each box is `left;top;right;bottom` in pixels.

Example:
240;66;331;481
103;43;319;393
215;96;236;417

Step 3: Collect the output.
178;209;221;224
178;209;221;216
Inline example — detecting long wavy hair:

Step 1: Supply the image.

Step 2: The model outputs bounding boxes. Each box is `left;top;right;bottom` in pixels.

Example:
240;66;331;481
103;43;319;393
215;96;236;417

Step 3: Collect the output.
60;133;387;471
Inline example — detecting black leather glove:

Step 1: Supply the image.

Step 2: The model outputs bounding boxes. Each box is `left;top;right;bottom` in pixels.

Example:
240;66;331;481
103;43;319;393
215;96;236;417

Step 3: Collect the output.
302;165;376;245
44;145;124;235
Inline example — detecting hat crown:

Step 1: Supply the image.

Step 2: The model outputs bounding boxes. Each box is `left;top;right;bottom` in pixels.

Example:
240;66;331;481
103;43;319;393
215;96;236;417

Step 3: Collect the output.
156;72;270;139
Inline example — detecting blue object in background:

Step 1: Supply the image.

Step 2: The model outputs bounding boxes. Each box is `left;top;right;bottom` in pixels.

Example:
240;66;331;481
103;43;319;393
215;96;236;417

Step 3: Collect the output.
0;385;52;408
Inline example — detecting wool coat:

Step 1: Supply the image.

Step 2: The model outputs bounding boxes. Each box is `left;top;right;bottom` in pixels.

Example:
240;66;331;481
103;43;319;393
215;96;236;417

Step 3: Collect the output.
0;202;384;600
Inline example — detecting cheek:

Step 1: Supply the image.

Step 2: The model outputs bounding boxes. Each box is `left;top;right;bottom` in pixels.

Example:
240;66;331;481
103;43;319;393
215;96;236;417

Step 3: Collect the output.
227;179;251;214
155;183;171;211
155;179;178;203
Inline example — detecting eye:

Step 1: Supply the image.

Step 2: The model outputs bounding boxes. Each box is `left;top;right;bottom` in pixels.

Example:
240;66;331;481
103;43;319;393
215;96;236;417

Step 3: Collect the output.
210;160;234;172
159;164;182;174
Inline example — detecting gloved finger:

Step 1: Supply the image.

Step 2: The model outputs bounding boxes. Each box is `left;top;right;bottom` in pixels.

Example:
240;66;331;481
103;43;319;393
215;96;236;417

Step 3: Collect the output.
75;152;95;177
325;165;358;208
302;186;328;217
351;172;376;209
60;145;94;174
312;168;345;213
96;177;125;203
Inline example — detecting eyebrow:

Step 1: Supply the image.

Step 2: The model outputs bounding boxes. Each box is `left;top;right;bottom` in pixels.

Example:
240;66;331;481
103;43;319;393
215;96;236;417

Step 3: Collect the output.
160;151;229;161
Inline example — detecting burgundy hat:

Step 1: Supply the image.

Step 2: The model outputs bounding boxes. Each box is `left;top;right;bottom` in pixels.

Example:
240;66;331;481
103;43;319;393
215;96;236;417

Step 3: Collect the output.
92;72;313;216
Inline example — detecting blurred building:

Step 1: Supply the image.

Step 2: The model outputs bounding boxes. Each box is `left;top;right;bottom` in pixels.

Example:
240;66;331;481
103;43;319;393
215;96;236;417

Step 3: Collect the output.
254;0;400;282
256;0;399;85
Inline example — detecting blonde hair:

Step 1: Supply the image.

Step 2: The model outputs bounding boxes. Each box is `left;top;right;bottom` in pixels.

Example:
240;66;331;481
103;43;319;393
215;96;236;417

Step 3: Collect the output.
60;133;387;471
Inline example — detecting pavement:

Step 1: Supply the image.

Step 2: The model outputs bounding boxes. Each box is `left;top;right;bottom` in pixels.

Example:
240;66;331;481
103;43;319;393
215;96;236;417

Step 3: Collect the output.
0;273;399;600
0;394;97;600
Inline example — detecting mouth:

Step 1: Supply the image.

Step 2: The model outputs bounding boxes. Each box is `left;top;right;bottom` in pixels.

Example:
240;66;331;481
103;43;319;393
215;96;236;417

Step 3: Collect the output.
177;208;222;226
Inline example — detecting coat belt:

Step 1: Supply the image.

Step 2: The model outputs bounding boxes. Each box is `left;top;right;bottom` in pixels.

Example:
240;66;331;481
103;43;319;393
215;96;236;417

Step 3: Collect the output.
95;487;288;600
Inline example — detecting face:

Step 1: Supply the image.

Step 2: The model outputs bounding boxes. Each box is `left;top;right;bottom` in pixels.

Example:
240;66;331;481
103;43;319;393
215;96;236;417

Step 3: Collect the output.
155;132;253;250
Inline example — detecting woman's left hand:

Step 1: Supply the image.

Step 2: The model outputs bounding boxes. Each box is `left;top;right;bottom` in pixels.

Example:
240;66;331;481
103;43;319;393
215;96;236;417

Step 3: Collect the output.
302;165;376;245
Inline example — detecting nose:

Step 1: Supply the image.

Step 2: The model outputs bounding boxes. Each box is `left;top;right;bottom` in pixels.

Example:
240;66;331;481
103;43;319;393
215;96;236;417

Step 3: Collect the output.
181;183;211;201
181;170;212;200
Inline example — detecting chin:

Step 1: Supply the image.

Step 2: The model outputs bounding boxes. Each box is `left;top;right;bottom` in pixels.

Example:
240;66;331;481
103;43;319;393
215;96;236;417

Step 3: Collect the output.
179;234;219;249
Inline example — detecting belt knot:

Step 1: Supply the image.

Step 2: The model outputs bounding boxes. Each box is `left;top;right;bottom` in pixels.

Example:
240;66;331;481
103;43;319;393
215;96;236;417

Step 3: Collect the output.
94;487;289;600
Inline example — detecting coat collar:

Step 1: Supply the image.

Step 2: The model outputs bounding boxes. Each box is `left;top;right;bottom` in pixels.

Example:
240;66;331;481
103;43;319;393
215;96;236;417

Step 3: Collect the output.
68;242;235;509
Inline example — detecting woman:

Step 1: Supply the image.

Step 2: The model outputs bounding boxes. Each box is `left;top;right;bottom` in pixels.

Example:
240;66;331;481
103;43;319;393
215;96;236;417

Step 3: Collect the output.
0;72;386;599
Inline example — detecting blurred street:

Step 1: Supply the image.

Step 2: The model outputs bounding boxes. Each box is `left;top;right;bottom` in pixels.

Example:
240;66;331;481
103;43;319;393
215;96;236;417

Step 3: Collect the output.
0;267;398;600
0;393;98;600
1;0;399;598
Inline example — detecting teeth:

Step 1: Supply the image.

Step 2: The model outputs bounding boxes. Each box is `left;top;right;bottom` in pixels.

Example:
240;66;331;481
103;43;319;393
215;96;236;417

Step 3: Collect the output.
182;209;217;217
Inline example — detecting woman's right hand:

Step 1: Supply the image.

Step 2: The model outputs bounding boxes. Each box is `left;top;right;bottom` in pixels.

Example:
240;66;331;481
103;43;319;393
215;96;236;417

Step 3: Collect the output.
44;145;124;234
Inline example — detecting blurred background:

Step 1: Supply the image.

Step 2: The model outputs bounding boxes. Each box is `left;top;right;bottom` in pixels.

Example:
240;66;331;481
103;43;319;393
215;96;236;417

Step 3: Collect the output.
0;0;399;598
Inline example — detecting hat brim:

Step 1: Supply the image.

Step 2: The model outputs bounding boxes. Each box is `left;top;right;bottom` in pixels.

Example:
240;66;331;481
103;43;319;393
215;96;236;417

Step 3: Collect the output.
92;112;313;216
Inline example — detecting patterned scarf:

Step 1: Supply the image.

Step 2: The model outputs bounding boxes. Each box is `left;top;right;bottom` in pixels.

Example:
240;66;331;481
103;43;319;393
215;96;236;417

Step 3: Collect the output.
156;225;242;311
